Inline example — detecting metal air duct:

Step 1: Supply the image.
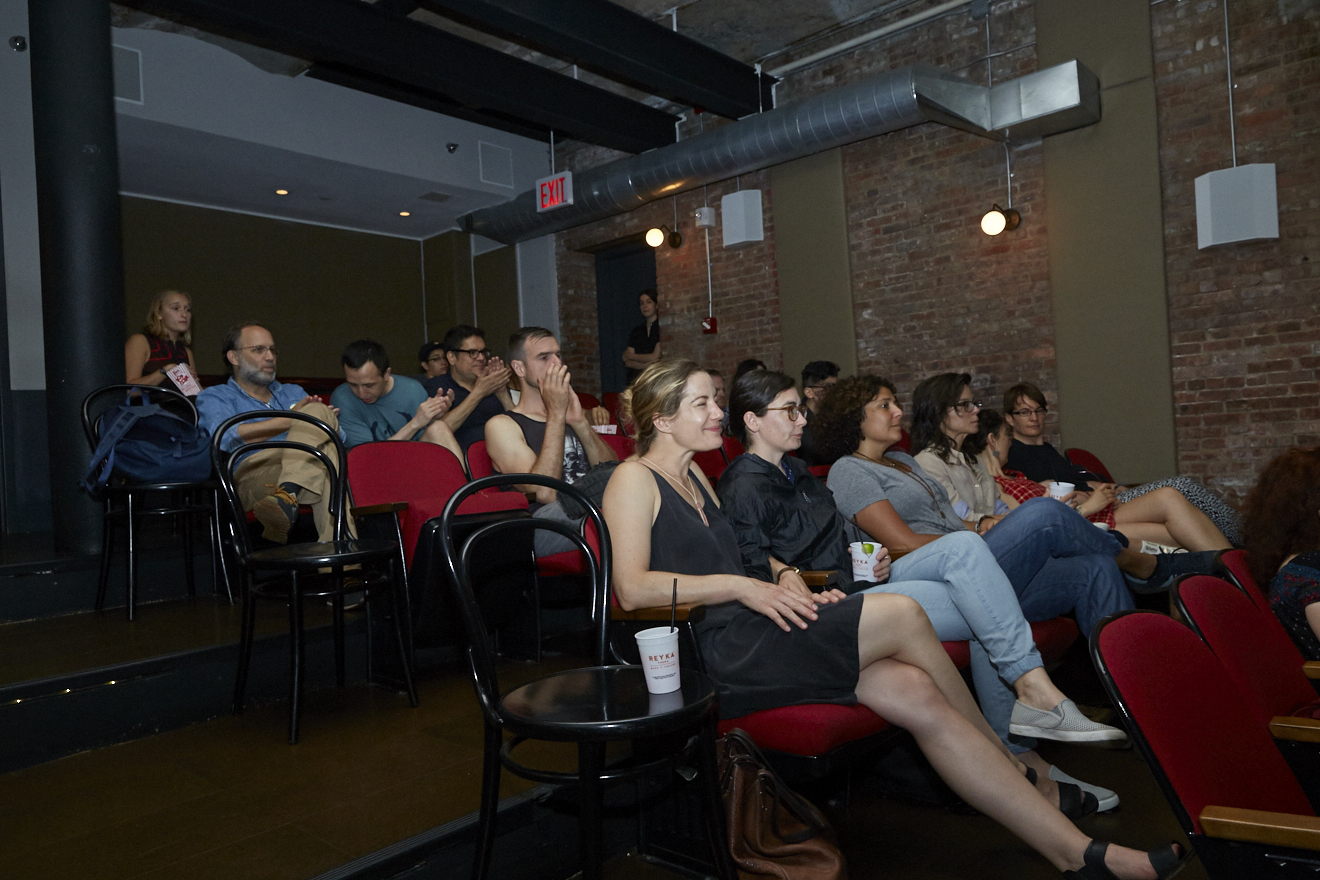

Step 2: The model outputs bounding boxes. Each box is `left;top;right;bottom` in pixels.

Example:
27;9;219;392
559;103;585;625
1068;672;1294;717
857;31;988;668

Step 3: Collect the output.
462;60;1098;244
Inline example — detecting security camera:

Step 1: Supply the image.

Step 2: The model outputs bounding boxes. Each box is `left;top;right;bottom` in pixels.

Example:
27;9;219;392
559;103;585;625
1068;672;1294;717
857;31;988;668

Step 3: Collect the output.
446;143;459;154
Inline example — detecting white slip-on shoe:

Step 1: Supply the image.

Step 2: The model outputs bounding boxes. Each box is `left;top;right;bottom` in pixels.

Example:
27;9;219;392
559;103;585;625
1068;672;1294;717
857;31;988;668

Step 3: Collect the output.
1050;764;1120;812
1009;698;1130;745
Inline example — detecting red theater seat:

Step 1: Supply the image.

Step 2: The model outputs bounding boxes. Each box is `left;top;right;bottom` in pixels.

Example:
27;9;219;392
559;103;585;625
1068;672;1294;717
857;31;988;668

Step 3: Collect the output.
1064;447;1115;484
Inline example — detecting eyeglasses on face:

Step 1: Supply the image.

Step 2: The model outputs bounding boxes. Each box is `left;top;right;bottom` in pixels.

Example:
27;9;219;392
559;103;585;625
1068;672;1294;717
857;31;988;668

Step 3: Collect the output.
764;403;806;420
453;348;492;359
951;400;983;414
237;345;277;356
1010;407;1048;418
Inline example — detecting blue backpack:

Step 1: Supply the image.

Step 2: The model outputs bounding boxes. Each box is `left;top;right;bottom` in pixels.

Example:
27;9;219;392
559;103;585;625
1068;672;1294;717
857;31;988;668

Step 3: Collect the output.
82;398;212;496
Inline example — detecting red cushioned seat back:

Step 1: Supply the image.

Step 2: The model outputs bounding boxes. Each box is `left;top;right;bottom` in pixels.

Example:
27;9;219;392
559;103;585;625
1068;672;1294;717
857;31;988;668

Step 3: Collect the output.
1173;575;1313;723
1215;548;1269;610
577;391;603;412
808;465;830;479
600;433;635;460
1093;611;1313;833
893;429;910;454
722;435;745;461
1064;447;1115;484
466;440;495;480
601;392;627;435
692;448;728;481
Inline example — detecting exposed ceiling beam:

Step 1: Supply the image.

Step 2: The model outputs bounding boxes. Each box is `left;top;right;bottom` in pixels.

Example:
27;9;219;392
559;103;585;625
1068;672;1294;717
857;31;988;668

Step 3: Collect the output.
117;0;679;154
415;0;775;119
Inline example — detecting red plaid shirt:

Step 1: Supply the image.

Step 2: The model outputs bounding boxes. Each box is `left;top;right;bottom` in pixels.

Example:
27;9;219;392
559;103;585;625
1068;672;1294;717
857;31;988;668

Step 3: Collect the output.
994;470;1117;529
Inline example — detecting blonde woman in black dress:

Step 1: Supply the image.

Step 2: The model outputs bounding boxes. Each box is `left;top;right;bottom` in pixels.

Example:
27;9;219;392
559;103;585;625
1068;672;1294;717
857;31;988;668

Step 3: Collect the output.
601;359;1179;880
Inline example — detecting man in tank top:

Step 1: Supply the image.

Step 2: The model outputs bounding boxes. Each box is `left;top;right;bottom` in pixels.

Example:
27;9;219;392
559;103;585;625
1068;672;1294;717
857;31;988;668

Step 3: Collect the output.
485;328;617;555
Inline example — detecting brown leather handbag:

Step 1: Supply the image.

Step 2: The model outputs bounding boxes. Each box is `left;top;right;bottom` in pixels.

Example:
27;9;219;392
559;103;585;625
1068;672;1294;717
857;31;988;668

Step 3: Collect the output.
717;729;847;880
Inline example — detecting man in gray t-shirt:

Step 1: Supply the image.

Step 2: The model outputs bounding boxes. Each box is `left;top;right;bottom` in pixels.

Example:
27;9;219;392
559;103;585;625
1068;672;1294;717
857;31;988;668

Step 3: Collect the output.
829;451;962;536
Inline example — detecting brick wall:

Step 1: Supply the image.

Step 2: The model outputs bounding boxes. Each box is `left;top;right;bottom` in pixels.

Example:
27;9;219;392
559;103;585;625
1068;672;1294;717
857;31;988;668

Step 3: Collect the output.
1152;0;1320;503
551;0;1319;492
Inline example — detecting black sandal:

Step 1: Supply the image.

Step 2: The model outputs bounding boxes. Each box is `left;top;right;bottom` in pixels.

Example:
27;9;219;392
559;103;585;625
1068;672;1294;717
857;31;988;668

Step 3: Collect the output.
1063;839;1184;879
1025;767;1099;821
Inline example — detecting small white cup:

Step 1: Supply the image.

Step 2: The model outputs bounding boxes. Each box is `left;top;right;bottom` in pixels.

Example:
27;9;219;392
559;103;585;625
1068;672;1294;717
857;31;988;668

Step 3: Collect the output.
850;541;883;582
1048;481;1075;500
635;626;681;694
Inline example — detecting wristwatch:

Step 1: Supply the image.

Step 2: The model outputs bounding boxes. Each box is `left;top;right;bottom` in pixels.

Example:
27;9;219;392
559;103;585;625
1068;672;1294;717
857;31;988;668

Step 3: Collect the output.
775;565;802;583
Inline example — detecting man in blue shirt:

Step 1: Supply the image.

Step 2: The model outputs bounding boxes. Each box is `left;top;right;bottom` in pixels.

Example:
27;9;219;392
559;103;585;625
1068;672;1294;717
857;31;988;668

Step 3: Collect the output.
197;323;344;544
331;339;462;462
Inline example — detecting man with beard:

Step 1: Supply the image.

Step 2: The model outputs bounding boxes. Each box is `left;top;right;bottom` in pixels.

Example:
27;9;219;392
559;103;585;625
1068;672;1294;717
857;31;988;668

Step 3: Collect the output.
197;323;344;544
485;327;616;555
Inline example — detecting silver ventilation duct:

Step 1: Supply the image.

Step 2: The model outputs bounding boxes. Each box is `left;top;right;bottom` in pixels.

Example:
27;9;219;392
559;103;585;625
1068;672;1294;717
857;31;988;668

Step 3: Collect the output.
462;60;1098;245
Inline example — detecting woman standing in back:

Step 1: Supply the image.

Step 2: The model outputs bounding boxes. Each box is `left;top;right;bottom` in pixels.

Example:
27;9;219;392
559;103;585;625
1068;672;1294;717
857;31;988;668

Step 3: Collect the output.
125;289;200;396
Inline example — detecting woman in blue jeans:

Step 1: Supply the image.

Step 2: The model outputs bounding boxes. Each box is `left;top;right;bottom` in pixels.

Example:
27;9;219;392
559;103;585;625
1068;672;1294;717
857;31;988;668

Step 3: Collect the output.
716;370;1124;814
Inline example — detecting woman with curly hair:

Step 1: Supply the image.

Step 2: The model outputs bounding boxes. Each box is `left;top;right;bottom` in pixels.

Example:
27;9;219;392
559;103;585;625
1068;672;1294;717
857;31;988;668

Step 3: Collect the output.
1243;447;1320;658
602;360;1179;880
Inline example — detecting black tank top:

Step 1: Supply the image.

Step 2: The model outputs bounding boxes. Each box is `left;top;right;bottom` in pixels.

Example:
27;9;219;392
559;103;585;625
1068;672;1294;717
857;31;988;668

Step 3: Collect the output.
646;469;746;631
142;335;194;396
504;411;589;484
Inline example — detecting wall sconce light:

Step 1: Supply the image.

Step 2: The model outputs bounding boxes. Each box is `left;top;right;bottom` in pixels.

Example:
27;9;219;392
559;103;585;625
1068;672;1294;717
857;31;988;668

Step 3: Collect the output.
645;225;682;248
980;204;1020;236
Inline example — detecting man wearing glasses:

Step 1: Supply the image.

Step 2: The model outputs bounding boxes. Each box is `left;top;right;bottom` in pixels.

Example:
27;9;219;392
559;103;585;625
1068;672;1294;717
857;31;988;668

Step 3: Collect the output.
422;324;513;451
197;323;345;544
417;341;449;379
797;360;840;466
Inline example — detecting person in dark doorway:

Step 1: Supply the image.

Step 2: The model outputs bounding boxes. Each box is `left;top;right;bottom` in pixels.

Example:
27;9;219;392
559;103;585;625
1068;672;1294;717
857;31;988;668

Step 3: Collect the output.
485;327;617;555
622;289;661;384
422;324;513;451
417;340;449;379
798;359;840;467
331;339;461;460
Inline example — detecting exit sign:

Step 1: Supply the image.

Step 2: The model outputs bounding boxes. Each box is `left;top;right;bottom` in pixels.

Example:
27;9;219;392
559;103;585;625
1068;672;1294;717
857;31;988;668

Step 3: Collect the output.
536;171;574;212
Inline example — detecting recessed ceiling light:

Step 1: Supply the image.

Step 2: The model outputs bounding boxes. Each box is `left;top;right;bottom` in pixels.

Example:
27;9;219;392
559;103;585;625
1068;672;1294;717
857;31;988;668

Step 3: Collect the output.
399;211;411;217
275;189;289;195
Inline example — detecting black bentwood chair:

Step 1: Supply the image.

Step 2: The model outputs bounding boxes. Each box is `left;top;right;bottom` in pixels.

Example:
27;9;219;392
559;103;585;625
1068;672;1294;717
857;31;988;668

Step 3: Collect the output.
438;474;737;880
211;410;417;744
82;384;231;620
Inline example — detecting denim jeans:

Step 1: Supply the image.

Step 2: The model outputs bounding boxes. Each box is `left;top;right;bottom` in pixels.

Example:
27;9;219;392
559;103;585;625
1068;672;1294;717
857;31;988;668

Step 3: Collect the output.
861;530;1042;753
981;497;1134;637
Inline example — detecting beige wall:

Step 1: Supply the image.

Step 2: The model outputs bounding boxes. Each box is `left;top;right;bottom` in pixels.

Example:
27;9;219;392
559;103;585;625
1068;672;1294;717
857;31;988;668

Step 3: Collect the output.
474;246;520;359
771;150;858;384
1036;0;1177;482
121;197;427;379
421;230;474;349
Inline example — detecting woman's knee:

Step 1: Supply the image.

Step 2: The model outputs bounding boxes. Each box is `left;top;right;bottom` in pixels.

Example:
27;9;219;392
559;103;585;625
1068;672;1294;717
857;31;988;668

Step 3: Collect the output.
860;660;949;726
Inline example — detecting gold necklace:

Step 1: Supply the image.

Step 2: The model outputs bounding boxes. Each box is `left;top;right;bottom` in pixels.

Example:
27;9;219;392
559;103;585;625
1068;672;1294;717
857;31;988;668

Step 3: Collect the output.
641;456;709;526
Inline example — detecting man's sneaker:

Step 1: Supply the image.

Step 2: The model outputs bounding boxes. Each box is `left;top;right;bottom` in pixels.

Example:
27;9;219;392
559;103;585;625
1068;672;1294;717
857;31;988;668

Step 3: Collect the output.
1124;549;1216;594
1050;764;1120;812
252;484;298;544
1009;698;1129;745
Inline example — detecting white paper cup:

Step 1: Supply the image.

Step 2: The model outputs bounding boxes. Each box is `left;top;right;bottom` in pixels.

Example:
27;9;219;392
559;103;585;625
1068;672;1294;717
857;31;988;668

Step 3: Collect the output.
849;541;883;582
1048;481;1075;500
635;626;681;694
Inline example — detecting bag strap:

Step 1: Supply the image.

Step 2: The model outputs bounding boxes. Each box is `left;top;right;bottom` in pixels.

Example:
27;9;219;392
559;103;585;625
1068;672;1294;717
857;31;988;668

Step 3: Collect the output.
81;404;153;494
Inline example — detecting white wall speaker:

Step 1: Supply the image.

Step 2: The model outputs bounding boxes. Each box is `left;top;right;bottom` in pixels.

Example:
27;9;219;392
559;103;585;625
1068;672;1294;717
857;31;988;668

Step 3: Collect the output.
1194;163;1279;250
721;190;764;248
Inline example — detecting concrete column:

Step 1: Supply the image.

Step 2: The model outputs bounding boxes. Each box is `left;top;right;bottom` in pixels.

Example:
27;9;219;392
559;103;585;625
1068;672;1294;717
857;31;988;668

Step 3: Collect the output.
28;0;125;553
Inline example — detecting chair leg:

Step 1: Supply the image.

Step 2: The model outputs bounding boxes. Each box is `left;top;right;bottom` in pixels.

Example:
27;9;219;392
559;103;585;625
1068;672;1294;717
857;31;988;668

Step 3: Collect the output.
472;720;504;880
696;715;738;880
125;492;138;622
577;741;606;880
211;491;234;605
390;560;419;707
233;576;257;714
95;503;114;612
332;591;346;689
182;501;197;600
288;572;305;745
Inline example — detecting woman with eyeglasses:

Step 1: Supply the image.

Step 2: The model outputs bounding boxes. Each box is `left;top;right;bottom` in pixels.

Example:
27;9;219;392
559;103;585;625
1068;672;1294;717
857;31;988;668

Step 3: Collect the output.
602;360;1180;880
1003;382;1243;546
716;369;1125;814
973;407;1232;552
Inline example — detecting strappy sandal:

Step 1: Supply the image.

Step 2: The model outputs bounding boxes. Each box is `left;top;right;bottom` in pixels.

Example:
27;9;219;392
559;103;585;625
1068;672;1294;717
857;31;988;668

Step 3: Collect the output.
1063;839;1184;879
1025;766;1098;821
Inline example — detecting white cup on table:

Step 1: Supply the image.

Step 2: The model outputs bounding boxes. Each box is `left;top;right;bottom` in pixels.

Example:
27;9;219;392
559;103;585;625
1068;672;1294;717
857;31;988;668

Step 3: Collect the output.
635;626;681;694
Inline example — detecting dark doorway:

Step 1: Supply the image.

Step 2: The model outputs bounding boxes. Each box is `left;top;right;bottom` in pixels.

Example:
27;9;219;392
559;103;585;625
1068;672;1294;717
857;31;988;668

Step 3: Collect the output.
593;241;656;393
